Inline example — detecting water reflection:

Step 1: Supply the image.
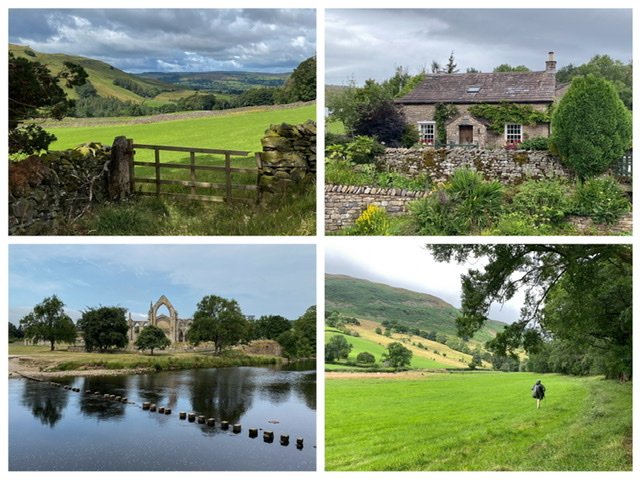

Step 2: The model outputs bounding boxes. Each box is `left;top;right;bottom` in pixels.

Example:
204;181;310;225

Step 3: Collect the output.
20;381;69;427
295;373;317;410
189;368;254;423
79;377;127;420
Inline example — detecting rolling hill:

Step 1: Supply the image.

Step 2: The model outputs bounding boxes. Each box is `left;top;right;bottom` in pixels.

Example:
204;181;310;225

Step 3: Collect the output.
9;43;182;104
325;273;507;344
9;44;291;105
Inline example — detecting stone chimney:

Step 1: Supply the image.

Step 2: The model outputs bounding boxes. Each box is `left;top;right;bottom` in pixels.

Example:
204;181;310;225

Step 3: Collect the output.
545;51;556;73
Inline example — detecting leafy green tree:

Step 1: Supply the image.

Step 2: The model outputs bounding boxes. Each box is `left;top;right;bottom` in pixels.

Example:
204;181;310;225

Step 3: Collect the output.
9;52;87;154
556;54;632;110
551;74;631;179
493;64;531;72
252;315;291;340
375;327;382;335
468;352;483;370
430;244;632;380
135;325;171;355
325;335;353;362
8;322;24;341
279;56;316;102
77;306;128;352
356;351;376;364
187;295;249;354
20;295;76;351
383;342;413;368
277;305;316;359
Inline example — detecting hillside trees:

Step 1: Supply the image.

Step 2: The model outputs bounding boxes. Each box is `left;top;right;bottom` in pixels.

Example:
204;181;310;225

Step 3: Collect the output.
429;244;632;380
383;342;412;368
188;295;249;354
8;322;25;342
325;335;353;362
9;52;87;154
77;306;129;352
20;295;76;351
551;75;631;179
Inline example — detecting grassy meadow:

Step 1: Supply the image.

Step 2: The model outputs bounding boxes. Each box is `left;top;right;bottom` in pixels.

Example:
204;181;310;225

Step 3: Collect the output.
37;104;316;235
325;372;631;471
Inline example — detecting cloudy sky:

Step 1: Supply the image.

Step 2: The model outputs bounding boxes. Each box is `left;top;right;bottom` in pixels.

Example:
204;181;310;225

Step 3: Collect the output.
9;244;316;324
9;9;316;73
326;8;632;85
325;238;523;324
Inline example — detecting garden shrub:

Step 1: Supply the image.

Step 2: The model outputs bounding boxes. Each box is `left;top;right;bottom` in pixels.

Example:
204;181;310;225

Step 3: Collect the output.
510;178;571;226
350;204;391;235
326;135;385;165
571;176;630;224
519;136;549;151
409;168;503;235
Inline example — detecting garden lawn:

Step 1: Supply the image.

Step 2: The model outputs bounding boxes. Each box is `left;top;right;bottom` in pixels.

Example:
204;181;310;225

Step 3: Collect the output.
325;372;631;471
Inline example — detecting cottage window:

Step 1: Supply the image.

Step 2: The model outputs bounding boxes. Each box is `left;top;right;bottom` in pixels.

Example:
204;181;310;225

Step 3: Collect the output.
505;123;522;144
418;121;436;145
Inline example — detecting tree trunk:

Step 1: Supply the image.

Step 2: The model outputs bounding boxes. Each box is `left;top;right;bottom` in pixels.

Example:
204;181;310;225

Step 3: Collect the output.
150;348;154;356
50;339;55;351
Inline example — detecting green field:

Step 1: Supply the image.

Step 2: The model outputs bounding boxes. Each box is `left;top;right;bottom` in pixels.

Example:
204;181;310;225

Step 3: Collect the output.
48;104;316;154
325;328;450;369
326;372;632;471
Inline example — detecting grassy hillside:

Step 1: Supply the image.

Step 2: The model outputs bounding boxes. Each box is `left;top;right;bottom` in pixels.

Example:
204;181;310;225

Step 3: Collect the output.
325;326;456;370
326;274;507;343
326;372;632;470
9;43;181;103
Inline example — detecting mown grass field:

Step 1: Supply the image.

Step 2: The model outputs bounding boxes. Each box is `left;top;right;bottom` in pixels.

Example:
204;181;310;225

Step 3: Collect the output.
325;372;632;471
325;327;452;370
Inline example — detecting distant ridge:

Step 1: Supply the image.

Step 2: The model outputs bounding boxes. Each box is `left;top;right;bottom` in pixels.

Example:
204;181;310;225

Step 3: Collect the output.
325;273;507;343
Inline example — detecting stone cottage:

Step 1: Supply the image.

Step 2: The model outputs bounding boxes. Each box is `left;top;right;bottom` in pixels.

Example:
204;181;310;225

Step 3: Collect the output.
395;52;567;148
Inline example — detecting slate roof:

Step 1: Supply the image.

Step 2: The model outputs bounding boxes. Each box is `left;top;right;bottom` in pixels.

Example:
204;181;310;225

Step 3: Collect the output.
396;71;558;104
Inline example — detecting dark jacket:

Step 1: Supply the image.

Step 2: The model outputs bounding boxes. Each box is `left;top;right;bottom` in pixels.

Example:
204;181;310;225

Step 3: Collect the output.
532;382;546;399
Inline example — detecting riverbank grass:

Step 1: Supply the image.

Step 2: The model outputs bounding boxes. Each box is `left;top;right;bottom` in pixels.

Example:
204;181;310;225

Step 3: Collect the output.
9;344;279;372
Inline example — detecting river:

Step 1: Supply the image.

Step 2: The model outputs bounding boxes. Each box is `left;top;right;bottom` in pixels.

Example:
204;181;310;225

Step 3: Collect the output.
9;363;316;471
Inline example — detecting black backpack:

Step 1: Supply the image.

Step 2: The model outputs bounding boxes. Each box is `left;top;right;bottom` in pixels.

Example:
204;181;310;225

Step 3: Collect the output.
532;384;541;398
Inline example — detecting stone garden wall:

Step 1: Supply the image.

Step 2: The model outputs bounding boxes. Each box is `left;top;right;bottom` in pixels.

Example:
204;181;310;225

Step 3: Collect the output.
257;120;316;199
325;184;428;232
9;145;114;235
377;147;573;184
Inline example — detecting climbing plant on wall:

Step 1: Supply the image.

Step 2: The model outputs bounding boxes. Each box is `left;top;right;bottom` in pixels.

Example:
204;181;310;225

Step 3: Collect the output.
468;103;550;134
434;103;458;144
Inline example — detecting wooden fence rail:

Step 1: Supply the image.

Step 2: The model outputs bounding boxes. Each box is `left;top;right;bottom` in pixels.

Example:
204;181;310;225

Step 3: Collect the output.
130;142;258;203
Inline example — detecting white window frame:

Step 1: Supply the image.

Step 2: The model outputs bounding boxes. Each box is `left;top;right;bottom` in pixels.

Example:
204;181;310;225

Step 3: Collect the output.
505;123;523;144
418;121;436;145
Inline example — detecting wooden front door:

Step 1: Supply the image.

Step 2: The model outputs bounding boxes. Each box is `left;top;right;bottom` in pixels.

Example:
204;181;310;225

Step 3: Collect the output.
459;125;474;144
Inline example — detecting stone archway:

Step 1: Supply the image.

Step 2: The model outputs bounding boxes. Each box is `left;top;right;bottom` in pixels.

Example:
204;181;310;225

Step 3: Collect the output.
148;295;178;343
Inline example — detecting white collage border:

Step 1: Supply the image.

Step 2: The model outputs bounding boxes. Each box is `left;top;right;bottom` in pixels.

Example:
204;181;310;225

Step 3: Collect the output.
1;1;638;479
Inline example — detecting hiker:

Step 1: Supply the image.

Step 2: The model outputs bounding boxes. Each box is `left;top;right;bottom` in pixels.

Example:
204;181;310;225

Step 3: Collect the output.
531;379;546;409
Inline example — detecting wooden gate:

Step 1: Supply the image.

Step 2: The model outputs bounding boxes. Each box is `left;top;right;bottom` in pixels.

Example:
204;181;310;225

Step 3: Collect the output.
130;142;259;202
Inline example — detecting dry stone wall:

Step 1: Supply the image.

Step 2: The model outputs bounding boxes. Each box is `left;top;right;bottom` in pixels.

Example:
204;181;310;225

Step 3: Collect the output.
378;147;573;184
257;120;316;199
325;184;428;232
9;145;113;235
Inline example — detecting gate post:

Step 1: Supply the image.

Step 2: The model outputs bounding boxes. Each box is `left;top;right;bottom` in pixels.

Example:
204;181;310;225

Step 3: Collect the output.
109;136;134;200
